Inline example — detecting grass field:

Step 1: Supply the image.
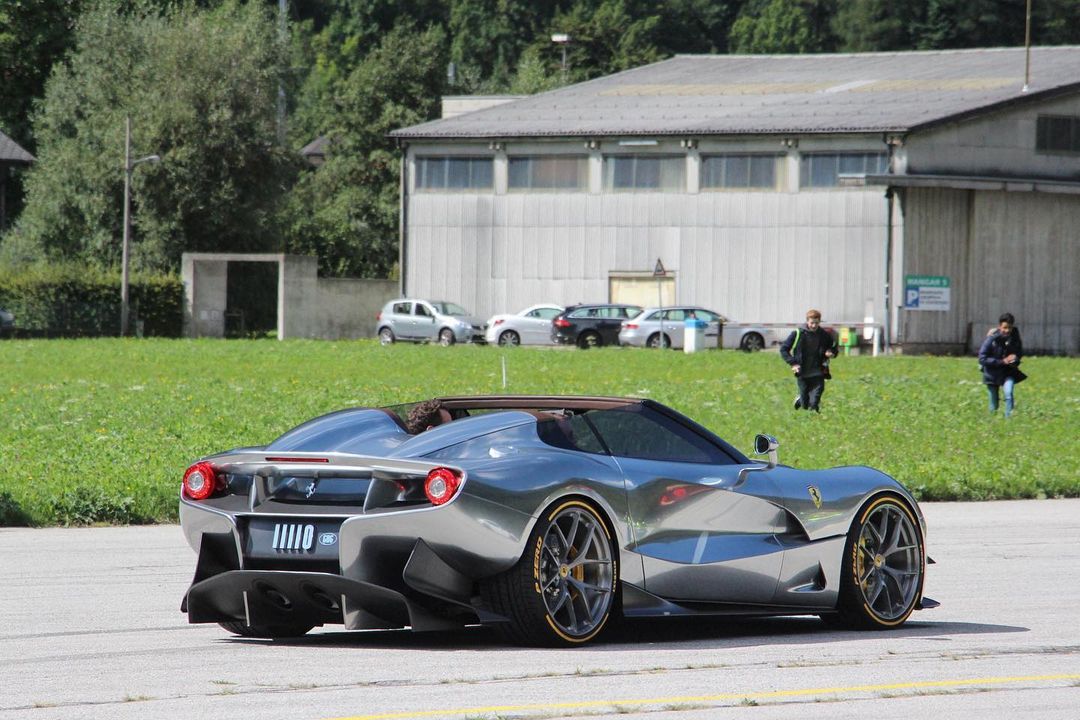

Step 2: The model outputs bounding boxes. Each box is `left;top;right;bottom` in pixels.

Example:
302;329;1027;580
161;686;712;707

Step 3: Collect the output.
1;338;1077;526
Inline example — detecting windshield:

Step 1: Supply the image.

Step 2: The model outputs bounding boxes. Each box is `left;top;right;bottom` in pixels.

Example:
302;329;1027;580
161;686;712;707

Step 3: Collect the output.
431;301;469;316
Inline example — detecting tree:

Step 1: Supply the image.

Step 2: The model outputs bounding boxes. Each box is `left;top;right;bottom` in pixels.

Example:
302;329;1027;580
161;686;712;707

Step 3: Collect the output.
653;0;746;55
0;0;83;234
1036;0;1080;45
282;22;448;278
0;0;81;151
729;0;827;54
288;0;449;145
507;45;566;95
833;0;925;52
7;0;294;271
513;0;665;84
448;0;559;92
913;0;1026;50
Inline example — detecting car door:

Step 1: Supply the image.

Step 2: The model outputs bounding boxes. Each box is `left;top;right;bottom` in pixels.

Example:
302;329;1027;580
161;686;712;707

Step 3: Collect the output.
660;308;688;349
524;306;561;344
412;302;437;340
387;301;414;338
695;309;723;349
585;405;786;604
600;306;635;344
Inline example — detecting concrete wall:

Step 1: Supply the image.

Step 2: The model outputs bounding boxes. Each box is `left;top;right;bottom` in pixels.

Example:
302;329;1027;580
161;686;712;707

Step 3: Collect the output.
182;254;231;337
899;188;1080;355
304;277;399;339
182;253;397;340
903;94;1080;179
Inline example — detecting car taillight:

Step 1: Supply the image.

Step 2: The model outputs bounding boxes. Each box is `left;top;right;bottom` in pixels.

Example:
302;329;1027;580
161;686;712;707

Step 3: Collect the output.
183;461;221;501
424;467;461;506
624;323;638;329
554;318;571;328
376;311;382;321
493;319;504;326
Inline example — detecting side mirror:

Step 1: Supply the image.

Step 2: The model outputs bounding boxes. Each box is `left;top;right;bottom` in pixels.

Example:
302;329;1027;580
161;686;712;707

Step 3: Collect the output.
753;433;779;469
754;434;777;455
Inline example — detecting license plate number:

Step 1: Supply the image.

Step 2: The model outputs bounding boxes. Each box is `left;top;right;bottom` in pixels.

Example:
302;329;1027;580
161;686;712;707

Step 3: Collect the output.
246;519;341;558
272;522;316;552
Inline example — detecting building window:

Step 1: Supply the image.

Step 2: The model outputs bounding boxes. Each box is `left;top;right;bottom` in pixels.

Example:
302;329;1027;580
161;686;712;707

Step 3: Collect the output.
508;156;587;191
415;157;493;190
1036;115;1080;153
603;155;685;192
799;152;888;188
701;154;782;190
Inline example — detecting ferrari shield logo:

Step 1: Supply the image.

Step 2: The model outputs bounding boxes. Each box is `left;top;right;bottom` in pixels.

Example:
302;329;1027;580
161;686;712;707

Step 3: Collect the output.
807;485;823;509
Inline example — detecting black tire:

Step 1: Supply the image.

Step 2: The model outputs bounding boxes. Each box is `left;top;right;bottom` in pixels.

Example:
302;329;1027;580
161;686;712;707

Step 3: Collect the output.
740;332;765;352
378;327;395;345
498;330;521;347
438;328;456;346
577;331;602;349
830;494;925;630
218;621;314;639
646;333;672;349
482;499;618;647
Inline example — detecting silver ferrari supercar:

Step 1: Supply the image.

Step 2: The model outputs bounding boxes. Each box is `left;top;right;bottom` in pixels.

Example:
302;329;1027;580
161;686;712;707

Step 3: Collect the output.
180;396;936;646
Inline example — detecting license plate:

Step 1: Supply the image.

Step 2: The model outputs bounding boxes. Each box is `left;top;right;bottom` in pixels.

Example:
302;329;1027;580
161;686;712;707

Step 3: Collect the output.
246;519;342;559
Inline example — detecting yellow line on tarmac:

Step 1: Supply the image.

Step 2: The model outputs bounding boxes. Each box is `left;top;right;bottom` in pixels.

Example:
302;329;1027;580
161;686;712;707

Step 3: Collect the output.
327;673;1080;720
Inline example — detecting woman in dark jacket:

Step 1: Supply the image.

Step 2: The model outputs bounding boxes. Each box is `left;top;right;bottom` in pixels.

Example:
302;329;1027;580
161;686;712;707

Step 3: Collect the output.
978;312;1026;418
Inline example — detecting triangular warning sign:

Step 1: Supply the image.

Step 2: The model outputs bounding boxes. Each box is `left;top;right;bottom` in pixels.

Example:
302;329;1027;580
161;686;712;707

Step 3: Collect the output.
653;258;666;277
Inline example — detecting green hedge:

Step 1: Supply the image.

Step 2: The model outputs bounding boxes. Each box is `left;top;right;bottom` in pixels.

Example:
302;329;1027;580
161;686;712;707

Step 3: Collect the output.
0;264;183;337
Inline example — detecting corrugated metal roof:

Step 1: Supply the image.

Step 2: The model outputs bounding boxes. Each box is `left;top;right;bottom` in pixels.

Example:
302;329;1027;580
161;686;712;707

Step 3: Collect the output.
0;129;34;163
392;47;1080;140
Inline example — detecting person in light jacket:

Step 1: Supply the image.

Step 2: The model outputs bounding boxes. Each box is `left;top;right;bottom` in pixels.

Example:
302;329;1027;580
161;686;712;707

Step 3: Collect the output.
780;309;838;412
978;312;1026;418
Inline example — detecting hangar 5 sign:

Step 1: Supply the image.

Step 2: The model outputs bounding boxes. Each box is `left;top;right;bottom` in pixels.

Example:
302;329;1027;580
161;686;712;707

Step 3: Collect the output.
904;275;950;311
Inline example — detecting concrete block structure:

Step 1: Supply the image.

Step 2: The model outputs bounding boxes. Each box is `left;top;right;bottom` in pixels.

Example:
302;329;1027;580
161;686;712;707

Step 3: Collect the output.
181;253;397;340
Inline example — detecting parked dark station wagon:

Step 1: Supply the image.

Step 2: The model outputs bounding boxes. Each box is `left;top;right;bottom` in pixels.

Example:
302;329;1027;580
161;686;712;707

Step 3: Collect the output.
551;304;643;348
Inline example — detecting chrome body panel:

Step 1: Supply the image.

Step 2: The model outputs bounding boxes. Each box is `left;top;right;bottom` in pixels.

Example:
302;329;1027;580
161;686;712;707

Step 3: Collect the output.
179;395;930;634
617;458;786;603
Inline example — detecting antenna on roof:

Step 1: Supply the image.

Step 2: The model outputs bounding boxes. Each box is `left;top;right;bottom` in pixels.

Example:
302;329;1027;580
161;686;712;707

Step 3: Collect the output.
1022;0;1032;93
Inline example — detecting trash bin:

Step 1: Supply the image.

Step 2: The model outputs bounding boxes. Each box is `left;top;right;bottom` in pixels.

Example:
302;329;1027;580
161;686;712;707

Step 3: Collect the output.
684;317;707;354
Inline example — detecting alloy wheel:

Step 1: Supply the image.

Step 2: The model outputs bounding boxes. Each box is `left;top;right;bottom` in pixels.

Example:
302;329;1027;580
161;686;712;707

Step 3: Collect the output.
854;503;922;622
536;506;615;639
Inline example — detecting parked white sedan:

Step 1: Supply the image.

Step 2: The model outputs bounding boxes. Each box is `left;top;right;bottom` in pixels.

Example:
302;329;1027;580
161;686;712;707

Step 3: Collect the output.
484;304;564;346
619;306;774;351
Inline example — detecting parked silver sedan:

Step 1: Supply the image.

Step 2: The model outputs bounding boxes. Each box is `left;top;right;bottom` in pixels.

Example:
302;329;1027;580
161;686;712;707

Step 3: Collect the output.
377;299;485;346
484;304;564;346
619;306;773;351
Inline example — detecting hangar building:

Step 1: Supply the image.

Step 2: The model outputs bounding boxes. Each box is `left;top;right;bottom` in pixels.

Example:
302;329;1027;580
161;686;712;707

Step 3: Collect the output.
391;48;1080;354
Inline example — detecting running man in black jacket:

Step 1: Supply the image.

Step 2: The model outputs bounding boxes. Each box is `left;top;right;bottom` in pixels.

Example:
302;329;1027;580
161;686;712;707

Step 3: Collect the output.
780;309;838;412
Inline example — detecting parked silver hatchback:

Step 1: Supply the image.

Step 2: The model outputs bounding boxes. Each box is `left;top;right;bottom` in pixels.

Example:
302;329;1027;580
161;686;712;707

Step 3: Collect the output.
376;299;485;346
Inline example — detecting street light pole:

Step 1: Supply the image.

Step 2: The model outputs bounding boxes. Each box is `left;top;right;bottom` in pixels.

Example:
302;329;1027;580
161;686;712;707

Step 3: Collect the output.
121;116;132;337
120;116;160;337
551;34;571;83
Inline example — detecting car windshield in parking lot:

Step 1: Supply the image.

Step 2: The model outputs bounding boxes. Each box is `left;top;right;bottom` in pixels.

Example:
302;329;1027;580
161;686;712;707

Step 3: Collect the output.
431;301;469;316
